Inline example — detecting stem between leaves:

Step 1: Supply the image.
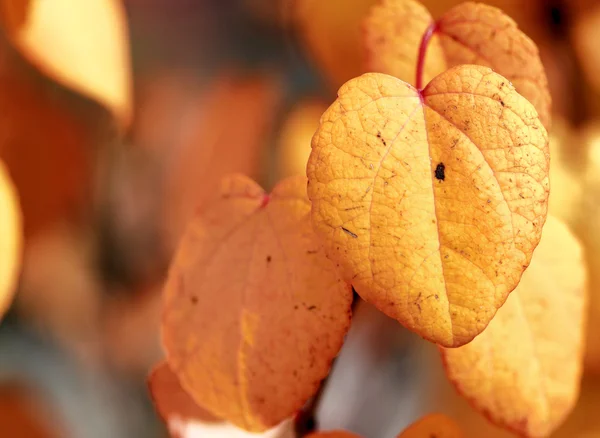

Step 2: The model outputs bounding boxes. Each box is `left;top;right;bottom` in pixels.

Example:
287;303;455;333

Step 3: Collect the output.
294;289;360;436
416;22;438;91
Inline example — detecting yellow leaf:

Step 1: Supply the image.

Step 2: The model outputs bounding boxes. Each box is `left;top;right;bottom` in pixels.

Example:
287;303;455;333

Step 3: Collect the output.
148;361;222;426
276;99;328;179
0;0;132;127
294;0;377;89
440;216;587;437
364;0;551;129
0;161;21;320
307;65;549;347
161;174;353;432
397;413;464;438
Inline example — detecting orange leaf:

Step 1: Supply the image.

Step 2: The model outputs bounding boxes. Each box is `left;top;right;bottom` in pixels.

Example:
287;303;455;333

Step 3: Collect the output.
148;361;222;427
364;0;551;129
0;0;132;127
162;174;353;432
307;65;549;347
161;74;281;253
397;413;464;438
440;216;587;437
0;160;21;320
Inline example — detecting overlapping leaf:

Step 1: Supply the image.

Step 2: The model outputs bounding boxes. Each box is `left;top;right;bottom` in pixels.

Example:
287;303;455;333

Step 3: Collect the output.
148;361;221;428
162;175;353;431
440;216;587;437
0;0;132;126
364;0;551;128
0;161;21;320
307;65;549;347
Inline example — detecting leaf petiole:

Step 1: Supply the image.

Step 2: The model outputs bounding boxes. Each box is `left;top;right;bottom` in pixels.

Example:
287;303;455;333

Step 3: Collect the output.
415;21;438;90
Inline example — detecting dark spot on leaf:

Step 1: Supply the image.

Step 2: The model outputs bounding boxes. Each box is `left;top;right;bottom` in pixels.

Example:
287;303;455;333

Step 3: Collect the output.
266;255;272;262
435;163;445;181
307;305;317;311
342;227;358;238
190;296;198;304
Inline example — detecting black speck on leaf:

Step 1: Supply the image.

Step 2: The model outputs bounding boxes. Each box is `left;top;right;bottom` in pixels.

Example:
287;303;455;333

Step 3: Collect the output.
435;163;445;181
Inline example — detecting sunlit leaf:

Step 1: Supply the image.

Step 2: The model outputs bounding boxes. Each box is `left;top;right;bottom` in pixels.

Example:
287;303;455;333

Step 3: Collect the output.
307;65;549;347
162;175;353;431
0;0;132;126
440;216;587;437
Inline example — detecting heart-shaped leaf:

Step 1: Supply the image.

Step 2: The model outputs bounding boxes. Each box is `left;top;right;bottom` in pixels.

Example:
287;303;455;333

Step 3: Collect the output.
307;65;549;346
162;175;353;431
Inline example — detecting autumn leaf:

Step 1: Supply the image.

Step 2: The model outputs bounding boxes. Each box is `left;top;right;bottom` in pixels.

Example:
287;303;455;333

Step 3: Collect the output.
307;65;549;347
160;74;281;253
276;99;328;179
364;0;551;129
161;174;353;432
397;413;463;438
148;361;222;429
440;216;587;437
0;0;132;127
0;161;21;320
